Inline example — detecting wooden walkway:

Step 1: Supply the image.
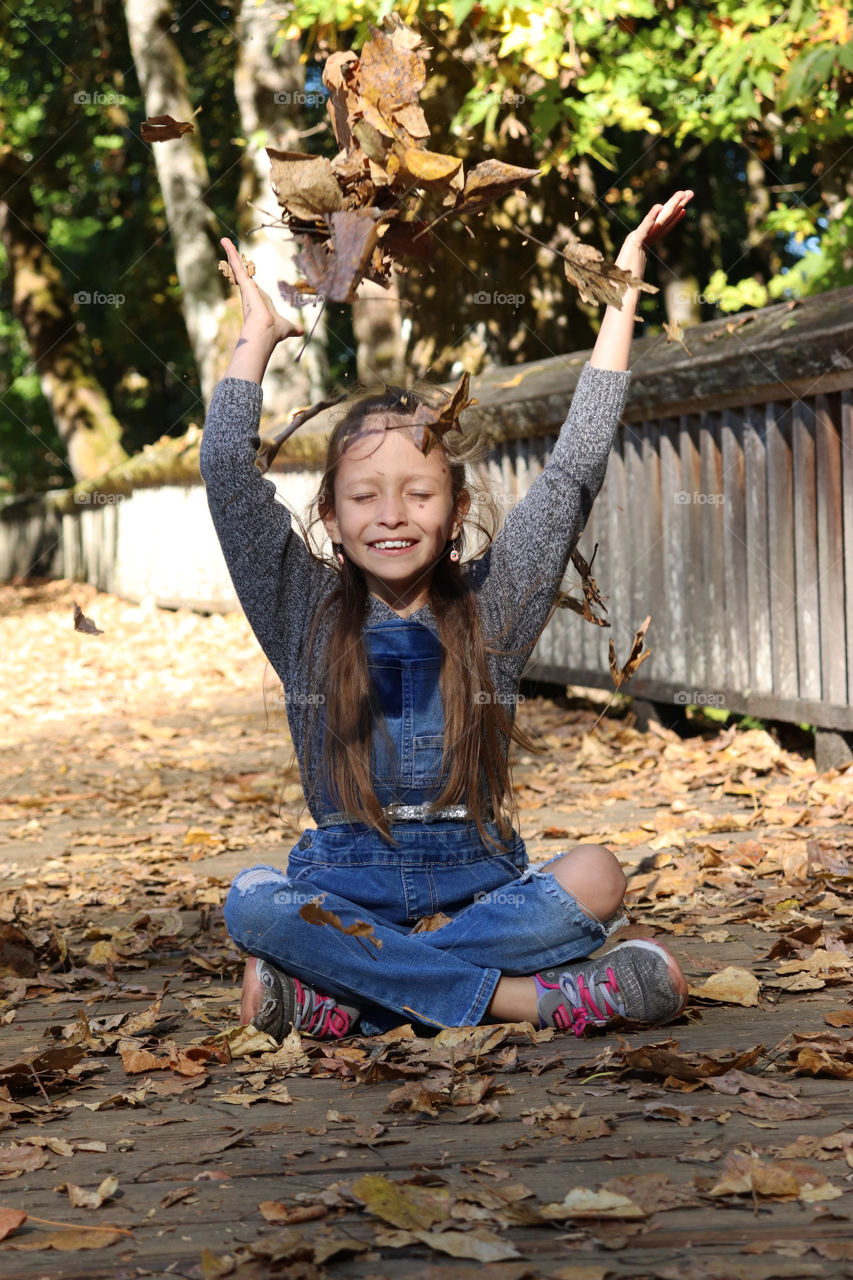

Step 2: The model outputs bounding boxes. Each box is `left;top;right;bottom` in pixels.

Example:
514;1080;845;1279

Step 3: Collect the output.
3;838;853;1277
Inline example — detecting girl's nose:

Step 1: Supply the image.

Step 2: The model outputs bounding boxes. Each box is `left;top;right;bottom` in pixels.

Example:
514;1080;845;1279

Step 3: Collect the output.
377;494;406;523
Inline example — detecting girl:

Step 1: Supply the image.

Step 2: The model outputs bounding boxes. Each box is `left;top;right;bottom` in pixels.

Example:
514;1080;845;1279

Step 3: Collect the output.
200;191;693;1041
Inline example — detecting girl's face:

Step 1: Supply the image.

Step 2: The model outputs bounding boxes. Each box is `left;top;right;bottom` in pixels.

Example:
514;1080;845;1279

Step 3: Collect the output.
322;414;469;613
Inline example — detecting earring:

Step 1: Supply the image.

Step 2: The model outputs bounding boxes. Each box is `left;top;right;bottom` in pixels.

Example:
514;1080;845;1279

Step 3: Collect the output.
449;534;461;563
334;542;345;565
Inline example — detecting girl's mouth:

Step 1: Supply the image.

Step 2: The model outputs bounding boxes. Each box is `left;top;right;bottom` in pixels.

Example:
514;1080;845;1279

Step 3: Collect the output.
369;540;418;555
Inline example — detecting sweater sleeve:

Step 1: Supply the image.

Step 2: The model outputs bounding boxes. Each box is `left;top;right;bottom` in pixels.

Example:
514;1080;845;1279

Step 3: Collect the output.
199;377;331;685
466;361;631;655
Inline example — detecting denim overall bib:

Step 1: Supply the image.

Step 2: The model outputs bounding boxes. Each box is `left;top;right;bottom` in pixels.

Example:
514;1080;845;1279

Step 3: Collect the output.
315;616;451;813
225;616;610;1034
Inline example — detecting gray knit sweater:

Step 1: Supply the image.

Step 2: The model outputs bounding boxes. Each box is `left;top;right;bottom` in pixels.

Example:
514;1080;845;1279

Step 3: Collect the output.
199;362;631;820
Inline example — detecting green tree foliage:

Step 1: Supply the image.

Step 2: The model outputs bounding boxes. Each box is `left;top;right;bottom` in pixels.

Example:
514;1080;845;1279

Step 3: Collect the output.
0;0;243;494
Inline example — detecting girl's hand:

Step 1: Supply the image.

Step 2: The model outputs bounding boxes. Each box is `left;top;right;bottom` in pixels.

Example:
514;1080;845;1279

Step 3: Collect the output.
220;237;304;346
615;190;694;275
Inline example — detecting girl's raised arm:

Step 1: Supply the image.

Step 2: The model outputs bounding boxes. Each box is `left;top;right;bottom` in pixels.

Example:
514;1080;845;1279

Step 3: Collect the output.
468;192;693;657
199;242;326;685
591;191;693;371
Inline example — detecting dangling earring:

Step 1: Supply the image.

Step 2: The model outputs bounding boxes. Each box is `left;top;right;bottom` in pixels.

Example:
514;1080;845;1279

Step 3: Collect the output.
449;533;461;563
334;542;345;566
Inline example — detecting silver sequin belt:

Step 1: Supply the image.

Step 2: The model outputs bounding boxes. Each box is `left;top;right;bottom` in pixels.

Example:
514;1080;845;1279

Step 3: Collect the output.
316;803;471;828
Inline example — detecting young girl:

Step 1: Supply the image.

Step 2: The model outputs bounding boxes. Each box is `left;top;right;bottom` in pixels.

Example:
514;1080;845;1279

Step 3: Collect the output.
200;191;693;1041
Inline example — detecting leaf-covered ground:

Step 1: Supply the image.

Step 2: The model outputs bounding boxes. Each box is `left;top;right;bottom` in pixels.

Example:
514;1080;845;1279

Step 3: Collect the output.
2;579;853;1280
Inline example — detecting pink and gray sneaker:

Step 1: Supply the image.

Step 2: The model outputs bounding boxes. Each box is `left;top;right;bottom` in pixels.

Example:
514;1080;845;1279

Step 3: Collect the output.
252;959;360;1041
534;939;686;1036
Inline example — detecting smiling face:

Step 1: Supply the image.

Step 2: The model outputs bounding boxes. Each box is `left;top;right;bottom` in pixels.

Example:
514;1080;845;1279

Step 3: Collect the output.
321;413;470;615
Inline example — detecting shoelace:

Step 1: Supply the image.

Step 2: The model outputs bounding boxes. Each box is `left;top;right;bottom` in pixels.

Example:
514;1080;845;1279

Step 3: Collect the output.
291;979;351;1039
557;966;627;1036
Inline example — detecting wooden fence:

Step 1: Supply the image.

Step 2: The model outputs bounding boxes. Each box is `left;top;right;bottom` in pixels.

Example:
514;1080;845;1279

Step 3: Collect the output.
480;292;853;734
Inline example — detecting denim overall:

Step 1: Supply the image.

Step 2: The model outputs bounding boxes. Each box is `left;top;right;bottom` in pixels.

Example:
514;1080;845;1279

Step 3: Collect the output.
225;617;610;1034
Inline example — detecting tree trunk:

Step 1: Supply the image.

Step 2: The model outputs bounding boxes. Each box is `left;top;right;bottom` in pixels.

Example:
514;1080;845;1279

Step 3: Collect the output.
352;275;407;387
233;4;328;420
123;0;230;407
0;149;128;483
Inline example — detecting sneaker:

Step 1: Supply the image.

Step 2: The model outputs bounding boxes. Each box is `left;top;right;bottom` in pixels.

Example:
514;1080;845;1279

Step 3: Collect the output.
252;959;360;1041
534;940;686;1036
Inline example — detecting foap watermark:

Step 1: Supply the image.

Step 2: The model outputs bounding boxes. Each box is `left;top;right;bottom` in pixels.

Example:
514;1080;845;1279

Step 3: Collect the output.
73;491;126;505
674;690;727;708
473;691;524;705
74;90;126;106
674;491;725;506
272;887;323;907
472;290;525;307
278;690;326;706
74;291;125;308
674;91;725;108
473;888;526;908
470;88;526;107
273;90;326;107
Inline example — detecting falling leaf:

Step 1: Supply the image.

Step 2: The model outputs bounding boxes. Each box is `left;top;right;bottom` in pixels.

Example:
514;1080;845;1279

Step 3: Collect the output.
663;319;692;356
218;253;255;285
72;601;104;635
556;544;610;627
609;616;651;689
265;16;538;308
562;232;656;309
454;158;541;216
140;114;194;142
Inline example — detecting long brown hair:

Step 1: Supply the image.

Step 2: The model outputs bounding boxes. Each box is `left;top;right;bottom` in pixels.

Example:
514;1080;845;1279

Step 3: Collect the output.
287;382;556;852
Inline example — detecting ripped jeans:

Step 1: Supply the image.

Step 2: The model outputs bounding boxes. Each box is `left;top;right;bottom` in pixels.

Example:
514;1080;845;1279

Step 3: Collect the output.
224;821;625;1036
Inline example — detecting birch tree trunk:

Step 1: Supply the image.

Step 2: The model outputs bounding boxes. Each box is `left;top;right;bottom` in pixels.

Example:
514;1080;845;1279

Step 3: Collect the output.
0;149;128;482
233;3;327;420
123;0;229;408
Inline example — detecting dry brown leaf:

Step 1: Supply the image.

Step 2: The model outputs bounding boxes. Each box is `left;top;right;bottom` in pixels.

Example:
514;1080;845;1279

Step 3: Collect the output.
5;1225;126;1251
0;1143;50;1178
540;1187;646;1220
59;1175;119;1209
562;232;656;308
609;616;651;689
710;1152;842;1203
0;1207;26;1241
351;1173;451;1229
258;1201;329;1226
688;967;760;1007
298;898;382;949
140;114;194;142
